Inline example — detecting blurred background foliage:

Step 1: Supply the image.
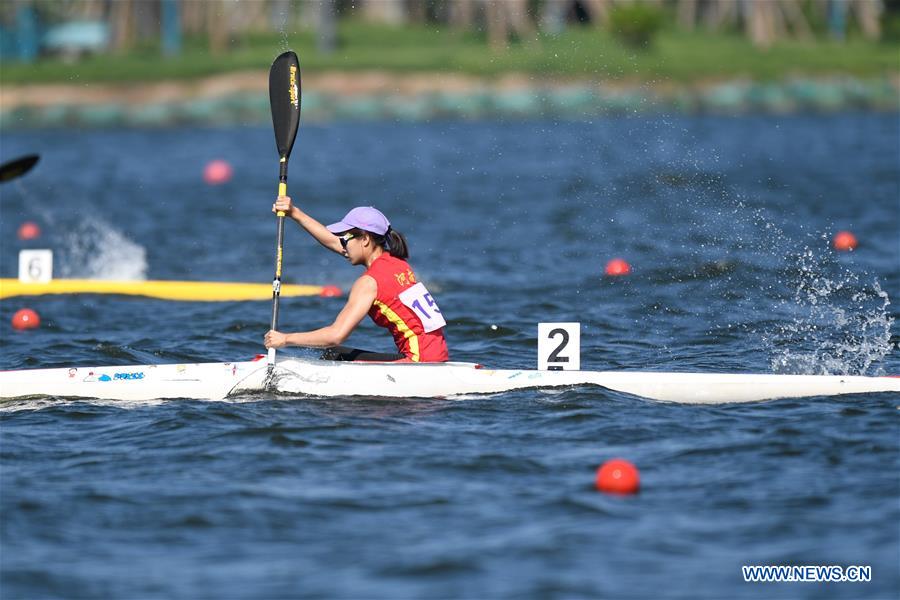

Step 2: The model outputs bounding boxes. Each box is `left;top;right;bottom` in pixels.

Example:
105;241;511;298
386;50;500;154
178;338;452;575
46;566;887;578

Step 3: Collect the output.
0;0;897;83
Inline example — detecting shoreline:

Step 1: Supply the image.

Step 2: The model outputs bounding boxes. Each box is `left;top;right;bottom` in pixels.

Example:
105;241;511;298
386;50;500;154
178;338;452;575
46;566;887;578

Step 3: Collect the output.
2;70;897;128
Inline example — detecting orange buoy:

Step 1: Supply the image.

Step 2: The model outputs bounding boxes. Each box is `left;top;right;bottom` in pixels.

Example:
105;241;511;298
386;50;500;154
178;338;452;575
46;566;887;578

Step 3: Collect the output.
11;308;40;330
17;221;41;240
604;258;631;277
833;231;858;252
319;285;343;298
595;458;640;495
203;160;233;185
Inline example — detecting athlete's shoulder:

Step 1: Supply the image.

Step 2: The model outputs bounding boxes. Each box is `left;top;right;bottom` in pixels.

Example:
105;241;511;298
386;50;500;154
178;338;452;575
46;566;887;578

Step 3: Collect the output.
351;273;378;293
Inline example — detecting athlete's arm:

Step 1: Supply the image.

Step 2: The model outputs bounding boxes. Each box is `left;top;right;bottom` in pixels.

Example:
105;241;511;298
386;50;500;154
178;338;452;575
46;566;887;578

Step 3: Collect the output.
264;275;377;349
273;195;343;254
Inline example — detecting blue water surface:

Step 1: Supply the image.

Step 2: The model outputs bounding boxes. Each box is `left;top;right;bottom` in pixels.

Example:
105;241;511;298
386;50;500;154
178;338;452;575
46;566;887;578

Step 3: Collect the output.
1;113;898;599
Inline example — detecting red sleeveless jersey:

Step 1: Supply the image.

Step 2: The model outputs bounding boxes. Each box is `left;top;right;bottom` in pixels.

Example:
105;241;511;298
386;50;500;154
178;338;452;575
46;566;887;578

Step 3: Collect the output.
365;254;449;362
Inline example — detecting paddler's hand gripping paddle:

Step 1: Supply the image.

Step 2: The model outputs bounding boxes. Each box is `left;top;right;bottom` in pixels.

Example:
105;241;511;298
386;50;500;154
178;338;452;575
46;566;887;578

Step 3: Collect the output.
267;51;301;368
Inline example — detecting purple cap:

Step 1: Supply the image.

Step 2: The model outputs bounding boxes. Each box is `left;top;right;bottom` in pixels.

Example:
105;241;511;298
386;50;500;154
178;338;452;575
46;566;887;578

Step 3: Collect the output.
326;206;391;236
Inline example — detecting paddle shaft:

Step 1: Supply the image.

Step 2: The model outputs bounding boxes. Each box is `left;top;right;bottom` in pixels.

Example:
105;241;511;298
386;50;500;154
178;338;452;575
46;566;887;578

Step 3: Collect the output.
268;162;288;364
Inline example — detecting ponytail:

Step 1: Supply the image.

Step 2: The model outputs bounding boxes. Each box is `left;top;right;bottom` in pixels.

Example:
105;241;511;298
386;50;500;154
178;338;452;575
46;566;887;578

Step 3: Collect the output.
386;228;409;259
369;227;409;259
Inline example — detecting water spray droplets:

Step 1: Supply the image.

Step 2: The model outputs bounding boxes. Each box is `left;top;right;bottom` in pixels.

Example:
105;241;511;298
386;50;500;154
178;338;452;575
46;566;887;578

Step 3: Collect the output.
274;3;290;52
767;245;893;376
58;218;147;281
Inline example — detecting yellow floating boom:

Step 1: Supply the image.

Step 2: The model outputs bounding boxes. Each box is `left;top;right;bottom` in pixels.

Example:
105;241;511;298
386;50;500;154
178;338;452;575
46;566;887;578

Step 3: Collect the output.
0;279;340;302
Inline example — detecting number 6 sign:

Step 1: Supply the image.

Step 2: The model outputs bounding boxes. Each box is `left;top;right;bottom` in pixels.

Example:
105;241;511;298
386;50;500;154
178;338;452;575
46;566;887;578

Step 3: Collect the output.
18;250;53;283
538;322;580;371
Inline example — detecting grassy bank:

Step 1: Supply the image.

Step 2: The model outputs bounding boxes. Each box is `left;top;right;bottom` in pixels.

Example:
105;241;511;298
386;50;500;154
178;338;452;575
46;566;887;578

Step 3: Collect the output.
1;21;898;85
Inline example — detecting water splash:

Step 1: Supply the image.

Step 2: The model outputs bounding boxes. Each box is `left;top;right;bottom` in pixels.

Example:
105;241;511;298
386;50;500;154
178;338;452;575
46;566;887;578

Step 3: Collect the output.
765;246;894;376
57;218;147;280
688;187;895;376
632;135;895;377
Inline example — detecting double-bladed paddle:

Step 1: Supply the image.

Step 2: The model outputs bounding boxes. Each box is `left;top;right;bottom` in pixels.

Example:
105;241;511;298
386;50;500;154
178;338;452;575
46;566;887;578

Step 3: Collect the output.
0;154;39;183
267;51;301;367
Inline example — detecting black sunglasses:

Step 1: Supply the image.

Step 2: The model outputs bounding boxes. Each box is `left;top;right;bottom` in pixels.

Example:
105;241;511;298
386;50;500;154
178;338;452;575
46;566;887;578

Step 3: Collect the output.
339;232;358;250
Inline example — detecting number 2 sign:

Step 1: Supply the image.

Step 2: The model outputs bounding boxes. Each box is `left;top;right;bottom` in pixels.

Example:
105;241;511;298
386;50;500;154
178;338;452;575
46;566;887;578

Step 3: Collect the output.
538;322;580;371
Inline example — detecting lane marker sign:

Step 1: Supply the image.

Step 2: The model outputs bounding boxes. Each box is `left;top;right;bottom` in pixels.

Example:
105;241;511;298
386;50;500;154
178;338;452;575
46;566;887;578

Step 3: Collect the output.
18;250;53;283
538;322;580;371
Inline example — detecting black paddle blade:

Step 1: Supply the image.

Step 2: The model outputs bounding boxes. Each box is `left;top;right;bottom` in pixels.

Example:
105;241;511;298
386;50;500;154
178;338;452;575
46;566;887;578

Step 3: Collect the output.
0;154;39;183
269;51;301;160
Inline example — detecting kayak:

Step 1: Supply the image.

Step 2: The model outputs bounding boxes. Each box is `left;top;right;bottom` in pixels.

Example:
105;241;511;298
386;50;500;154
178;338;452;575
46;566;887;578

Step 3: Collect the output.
0;279;338;301
1;356;898;404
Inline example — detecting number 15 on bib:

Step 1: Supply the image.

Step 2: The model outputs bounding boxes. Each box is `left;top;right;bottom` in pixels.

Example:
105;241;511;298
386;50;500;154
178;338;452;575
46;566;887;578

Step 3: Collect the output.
538;322;580;371
398;282;447;333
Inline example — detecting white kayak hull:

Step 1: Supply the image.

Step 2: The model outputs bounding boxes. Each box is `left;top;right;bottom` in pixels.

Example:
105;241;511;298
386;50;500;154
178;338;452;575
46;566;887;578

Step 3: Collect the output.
0;359;268;402
1;357;898;404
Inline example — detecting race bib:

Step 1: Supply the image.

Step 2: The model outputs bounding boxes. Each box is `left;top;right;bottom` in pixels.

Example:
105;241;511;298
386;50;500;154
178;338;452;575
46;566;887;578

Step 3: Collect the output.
398;282;446;333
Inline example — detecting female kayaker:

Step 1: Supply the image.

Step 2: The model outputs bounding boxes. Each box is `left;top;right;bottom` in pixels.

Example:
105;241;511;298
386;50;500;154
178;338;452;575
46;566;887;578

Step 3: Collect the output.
264;196;449;362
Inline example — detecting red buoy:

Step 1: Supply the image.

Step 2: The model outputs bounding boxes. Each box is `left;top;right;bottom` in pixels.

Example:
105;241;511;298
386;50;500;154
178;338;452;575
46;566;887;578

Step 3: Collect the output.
11;308;40;330
203;160;233;185
595;458;640;495
605;258;631;277
17;221;41;240
833;231;858;252
319;285;343;298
